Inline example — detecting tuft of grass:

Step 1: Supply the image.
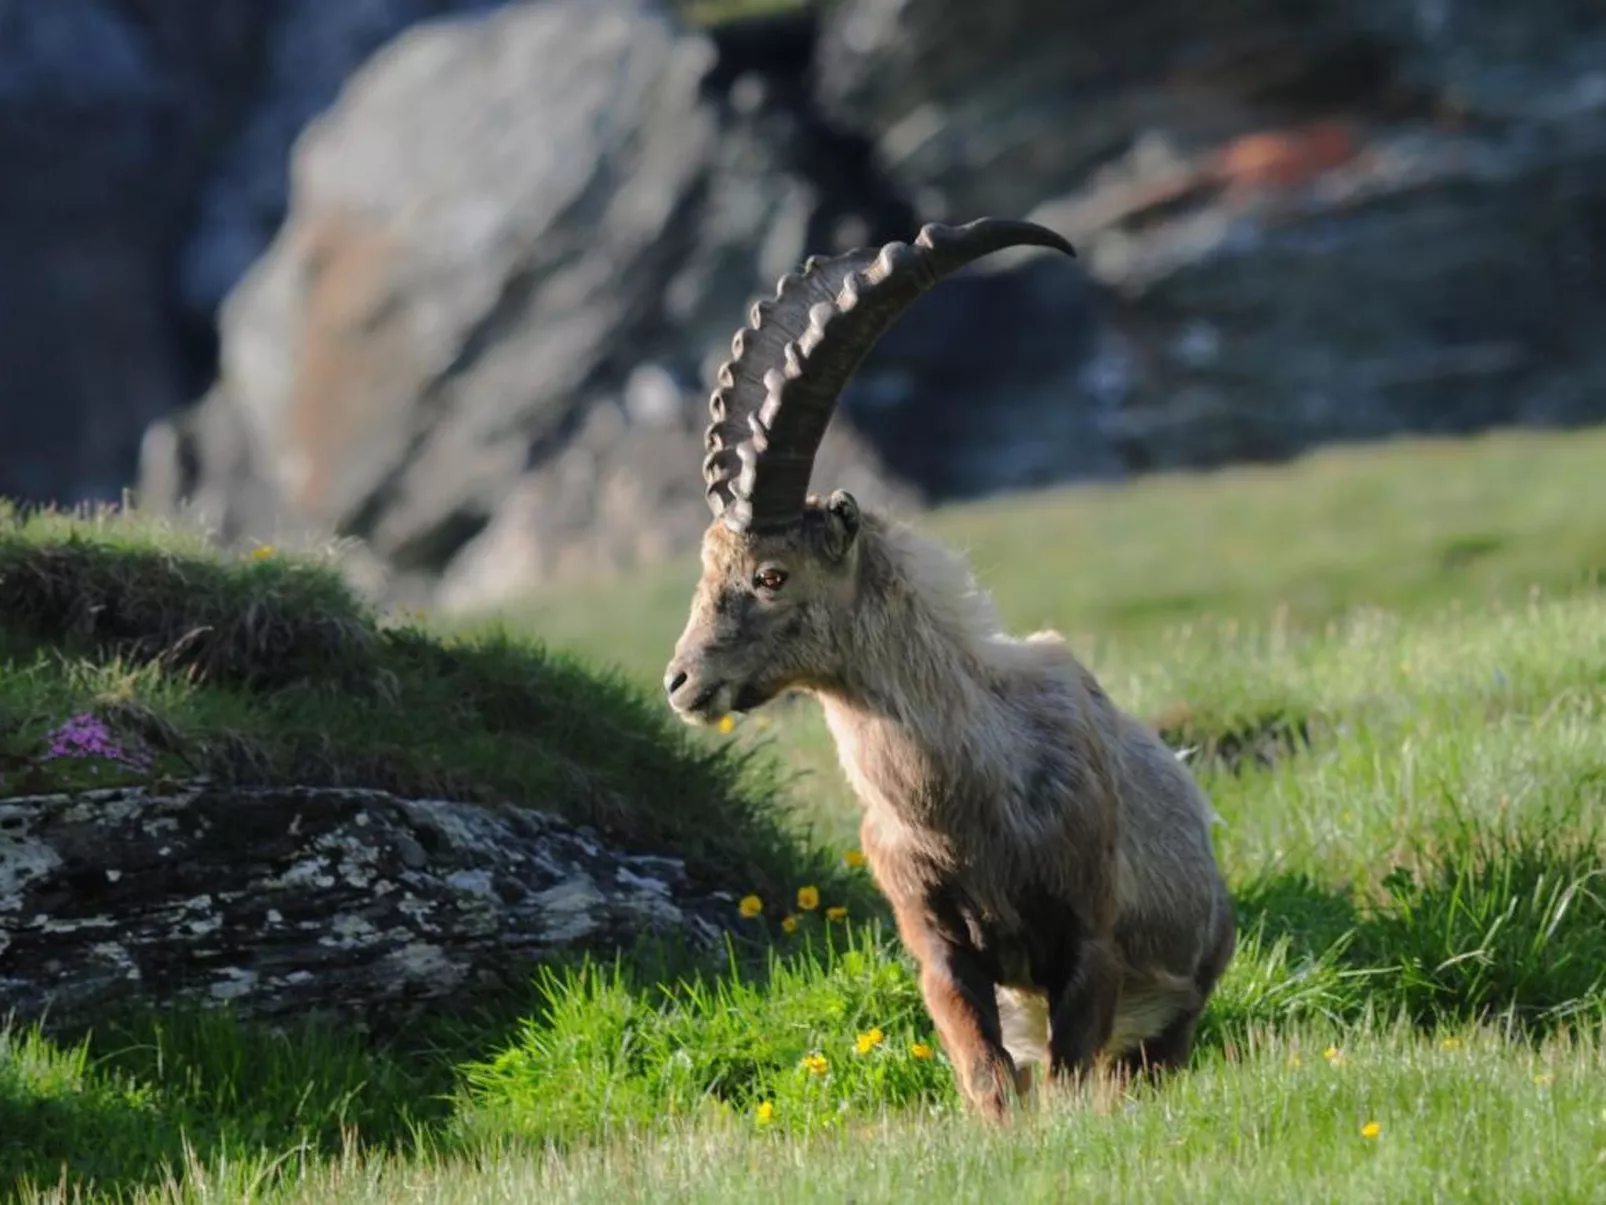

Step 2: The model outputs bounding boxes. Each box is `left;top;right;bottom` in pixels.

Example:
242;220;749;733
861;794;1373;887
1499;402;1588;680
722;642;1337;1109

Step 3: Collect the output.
1357;821;1606;1028
0;1011;448;1199
0;504;377;691
455;923;950;1148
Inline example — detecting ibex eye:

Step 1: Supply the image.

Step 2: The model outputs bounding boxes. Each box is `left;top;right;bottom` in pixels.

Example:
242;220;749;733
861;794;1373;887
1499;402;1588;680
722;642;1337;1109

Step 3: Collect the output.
753;567;788;592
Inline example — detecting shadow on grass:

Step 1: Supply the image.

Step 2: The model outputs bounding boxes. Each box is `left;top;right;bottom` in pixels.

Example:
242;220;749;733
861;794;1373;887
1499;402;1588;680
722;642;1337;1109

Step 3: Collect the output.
1153;700;1326;776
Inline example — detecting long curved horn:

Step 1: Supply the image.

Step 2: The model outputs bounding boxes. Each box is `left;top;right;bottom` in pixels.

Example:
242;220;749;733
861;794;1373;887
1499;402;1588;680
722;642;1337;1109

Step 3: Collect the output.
702;217;1076;532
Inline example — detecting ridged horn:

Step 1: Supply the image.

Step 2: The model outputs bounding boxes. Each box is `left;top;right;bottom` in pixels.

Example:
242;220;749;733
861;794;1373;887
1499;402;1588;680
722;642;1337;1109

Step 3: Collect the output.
701;217;1076;532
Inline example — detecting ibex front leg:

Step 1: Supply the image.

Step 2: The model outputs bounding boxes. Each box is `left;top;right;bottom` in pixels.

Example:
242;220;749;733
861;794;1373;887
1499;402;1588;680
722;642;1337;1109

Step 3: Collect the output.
909;929;1019;1120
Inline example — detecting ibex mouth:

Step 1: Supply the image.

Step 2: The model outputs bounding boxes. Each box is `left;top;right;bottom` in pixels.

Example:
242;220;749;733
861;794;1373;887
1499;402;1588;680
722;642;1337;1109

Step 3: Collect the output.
685;684;723;714
731;682;775;713
664;672;735;727
665;678;778;726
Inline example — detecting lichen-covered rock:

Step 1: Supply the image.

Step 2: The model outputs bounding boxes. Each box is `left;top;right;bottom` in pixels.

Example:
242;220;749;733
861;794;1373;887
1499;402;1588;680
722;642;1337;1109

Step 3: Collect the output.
0;784;740;1027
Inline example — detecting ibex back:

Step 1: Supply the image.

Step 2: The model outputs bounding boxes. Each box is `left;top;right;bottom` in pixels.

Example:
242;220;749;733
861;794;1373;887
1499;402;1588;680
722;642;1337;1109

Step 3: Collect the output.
663;218;1235;1119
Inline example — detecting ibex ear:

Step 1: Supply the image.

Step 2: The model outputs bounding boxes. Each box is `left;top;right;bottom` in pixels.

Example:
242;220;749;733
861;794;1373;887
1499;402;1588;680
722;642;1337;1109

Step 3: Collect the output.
822;489;861;561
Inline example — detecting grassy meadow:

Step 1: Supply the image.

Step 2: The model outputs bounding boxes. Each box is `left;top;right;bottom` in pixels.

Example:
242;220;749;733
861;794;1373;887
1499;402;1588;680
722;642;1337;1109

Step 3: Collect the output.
4;425;1606;1202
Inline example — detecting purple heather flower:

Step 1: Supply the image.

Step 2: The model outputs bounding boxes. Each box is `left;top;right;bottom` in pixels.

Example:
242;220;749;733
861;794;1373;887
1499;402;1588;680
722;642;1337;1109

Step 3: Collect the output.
42;712;153;771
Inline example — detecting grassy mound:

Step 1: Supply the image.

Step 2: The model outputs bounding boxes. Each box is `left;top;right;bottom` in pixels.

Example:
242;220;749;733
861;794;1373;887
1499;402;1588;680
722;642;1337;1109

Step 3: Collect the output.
0;503;841;902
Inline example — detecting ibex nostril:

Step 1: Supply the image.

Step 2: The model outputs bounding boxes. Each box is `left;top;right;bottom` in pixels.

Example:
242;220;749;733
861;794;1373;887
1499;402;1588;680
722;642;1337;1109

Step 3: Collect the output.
665;669;688;697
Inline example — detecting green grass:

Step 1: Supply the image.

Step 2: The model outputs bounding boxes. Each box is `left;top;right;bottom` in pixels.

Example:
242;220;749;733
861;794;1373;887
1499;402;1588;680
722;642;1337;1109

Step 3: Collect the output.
42;1023;1600;1204
5;426;1606;1202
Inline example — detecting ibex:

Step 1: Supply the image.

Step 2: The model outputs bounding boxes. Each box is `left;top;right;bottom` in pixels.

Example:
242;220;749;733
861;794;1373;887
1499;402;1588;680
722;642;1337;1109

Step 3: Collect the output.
662;218;1235;1119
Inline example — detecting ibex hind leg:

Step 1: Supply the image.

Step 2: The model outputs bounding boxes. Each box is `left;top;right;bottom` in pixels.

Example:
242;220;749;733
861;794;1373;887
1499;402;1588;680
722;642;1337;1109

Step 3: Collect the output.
1045;936;1121;1085
1111;1003;1203;1081
1114;916;1236;1081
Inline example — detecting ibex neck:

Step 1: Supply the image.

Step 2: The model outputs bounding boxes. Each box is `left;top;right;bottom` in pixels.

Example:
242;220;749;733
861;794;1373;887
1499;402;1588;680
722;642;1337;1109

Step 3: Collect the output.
811;522;1009;814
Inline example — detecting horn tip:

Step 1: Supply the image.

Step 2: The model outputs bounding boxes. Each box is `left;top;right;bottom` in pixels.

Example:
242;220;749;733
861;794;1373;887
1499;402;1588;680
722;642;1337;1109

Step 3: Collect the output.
921;215;1078;259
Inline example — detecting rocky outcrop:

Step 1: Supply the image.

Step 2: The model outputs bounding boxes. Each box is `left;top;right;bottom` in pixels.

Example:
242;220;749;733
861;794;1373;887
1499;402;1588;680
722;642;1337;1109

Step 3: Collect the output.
0;783;738;1028
819;0;1606;487
139;0;918;610
814;0;1606;221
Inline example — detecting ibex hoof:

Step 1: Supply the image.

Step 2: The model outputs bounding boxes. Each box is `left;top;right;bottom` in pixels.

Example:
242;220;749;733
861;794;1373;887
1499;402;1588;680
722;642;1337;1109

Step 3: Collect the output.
964;1053;1021;1122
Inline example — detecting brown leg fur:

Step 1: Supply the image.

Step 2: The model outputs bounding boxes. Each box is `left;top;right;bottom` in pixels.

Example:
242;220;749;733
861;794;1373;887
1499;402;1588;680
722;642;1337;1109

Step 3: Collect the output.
864;823;1022;1119
887;895;1018;1119
1046;935;1121;1083
918;943;1019;1120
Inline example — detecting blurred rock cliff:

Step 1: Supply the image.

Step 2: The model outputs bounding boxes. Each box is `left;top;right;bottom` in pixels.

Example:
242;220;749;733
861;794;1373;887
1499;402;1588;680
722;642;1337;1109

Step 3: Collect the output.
2;0;1603;610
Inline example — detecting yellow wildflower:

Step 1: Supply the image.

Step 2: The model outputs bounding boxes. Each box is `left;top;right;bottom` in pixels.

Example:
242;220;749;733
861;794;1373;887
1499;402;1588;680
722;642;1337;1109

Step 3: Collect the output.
825;906;848;922
800;1053;828;1076
738;894;763;918
1360;1121;1381;1140
843;849;866;869
249;544;277;561
910;1042;934;1060
1323;1045;1343;1064
781;914;799;934
755;1100;775;1124
717;715;736;734
1441;1037;1462;1052
797;885;820;911
855;1027;884;1055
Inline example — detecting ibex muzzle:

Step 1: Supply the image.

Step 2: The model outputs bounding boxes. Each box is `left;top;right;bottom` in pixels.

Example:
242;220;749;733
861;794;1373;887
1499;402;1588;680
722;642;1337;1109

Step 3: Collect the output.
664;489;863;726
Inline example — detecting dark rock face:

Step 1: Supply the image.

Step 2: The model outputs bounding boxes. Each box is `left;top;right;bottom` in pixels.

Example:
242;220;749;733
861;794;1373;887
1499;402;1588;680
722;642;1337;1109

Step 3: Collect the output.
0;0;505;508
0;1;199;505
0;783;738;1028
819;0;1606;493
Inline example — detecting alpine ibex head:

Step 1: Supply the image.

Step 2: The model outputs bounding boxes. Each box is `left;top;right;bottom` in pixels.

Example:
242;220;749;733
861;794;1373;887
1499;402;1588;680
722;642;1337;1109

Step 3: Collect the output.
663;218;1076;726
